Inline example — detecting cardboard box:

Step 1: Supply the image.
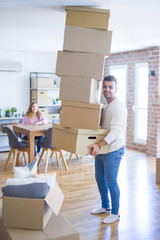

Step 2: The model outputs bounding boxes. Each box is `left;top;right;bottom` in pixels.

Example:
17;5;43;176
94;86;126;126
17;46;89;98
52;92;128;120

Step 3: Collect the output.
44;212;80;240
59;76;102;104
52;123;109;154
0;209;80;240
40;108;48;116
2;183;64;231
63;25;112;55
31;91;53;106
56;51;104;80
60;101;102;130
31;77;54;89
65;7;110;30
48;114;60;122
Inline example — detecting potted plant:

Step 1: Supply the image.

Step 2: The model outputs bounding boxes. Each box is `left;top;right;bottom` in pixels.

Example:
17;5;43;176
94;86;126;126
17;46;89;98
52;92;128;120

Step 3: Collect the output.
53;80;56;87
11;107;17;117
5;109;11;117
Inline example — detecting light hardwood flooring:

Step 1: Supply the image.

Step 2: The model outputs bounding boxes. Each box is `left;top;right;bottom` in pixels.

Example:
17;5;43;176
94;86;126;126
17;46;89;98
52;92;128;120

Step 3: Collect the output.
0;149;160;240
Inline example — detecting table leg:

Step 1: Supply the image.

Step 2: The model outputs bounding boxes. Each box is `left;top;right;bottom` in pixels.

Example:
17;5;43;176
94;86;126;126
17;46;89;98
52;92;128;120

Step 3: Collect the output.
29;133;35;163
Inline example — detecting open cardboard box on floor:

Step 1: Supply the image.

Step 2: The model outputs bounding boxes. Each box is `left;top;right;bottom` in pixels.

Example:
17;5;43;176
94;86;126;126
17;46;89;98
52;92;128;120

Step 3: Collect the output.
59;76;102;104
60;101;102;130
56;51;105;80
0;209;80;240
65;6;110;30
52;123;109;154
63;25;112;55
2;182;64;231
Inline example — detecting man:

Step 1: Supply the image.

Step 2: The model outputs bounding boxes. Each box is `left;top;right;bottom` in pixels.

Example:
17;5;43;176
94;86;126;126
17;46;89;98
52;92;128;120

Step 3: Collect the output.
88;75;127;224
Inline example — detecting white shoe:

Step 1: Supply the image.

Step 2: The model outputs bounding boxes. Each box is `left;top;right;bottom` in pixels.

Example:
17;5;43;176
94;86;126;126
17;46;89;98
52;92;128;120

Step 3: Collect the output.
103;214;120;224
91;207;110;214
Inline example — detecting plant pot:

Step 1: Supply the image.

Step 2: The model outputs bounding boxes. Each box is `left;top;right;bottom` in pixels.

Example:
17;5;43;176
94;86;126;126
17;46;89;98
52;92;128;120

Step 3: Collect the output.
6;112;11;117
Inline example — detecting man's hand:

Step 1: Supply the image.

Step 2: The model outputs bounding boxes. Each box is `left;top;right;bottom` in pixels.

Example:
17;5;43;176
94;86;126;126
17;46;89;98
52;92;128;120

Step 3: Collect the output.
88;144;100;156
88;140;107;156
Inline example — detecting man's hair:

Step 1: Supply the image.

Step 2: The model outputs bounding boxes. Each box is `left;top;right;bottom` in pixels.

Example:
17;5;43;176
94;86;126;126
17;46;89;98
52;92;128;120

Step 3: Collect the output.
103;75;117;86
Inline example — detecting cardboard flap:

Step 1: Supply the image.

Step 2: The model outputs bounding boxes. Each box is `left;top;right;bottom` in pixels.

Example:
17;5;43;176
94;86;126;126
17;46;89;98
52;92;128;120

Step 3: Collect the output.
45;183;64;216
52;123;109;135
44;213;80;239
62;100;102;110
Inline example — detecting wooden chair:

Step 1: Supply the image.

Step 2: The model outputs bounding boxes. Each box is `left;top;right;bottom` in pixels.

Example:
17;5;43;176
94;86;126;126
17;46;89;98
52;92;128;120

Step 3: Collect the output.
67;153;79;166
2;125;29;172
37;128;68;172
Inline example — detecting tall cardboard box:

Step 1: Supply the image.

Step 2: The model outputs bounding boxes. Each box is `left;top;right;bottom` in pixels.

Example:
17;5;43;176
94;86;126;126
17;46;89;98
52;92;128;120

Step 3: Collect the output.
63;25;112;55
2;183;64;231
52;123;109;154
0;209;80;240
65;7;110;30
60;101;102;130
56;51;105;80
59;76;102;104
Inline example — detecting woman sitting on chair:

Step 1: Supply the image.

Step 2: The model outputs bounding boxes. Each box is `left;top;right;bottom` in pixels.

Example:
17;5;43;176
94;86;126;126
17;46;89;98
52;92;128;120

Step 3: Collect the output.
14;102;48;159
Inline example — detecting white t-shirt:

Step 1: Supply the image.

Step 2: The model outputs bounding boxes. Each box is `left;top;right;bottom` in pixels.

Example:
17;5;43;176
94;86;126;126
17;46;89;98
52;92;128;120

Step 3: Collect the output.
101;98;127;153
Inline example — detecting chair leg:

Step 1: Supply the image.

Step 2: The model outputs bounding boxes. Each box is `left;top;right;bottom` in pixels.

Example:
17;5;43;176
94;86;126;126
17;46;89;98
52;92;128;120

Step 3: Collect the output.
76;154;79;160
55;151;60;166
59;150;69;171
50;151;54;158
16;152;21;166
12;149;17;173
37;149;45;167
67;153;73;166
44;149;51;173
5;148;14;169
23;152;28;165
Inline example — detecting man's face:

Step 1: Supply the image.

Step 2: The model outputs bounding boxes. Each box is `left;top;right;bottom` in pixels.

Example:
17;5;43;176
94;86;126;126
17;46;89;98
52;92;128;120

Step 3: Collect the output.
103;80;117;103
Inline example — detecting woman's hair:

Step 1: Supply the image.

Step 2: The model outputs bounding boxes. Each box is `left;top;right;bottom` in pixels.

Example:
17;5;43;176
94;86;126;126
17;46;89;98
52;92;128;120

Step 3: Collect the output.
26;102;40;119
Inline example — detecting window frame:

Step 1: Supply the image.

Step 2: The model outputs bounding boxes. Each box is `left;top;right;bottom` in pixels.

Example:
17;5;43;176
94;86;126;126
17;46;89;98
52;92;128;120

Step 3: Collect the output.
134;62;148;144
109;64;128;105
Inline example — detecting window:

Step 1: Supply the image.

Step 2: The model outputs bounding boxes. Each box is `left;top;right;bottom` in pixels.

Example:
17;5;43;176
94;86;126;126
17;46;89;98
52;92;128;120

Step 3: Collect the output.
134;63;148;143
109;65;127;105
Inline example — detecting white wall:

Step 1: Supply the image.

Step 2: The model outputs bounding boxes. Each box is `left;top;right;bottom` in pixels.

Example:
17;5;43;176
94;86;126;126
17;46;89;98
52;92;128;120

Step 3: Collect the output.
0;50;57;115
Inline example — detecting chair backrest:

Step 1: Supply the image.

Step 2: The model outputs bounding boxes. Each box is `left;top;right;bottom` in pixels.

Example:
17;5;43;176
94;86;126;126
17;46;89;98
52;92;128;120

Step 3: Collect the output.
41;128;56;149
2;125;25;149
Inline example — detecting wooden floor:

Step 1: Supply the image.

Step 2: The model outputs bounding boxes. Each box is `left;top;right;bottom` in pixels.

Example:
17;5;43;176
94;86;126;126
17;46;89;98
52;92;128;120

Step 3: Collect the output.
0;149;160;240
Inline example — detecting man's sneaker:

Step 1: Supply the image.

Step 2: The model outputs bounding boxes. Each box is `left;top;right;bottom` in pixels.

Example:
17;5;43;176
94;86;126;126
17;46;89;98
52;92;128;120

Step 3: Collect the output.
103;214;120;224
91;207;110;214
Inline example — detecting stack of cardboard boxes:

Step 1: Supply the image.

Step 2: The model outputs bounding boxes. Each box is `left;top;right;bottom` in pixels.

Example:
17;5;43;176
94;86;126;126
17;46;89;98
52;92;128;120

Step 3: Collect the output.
0;182;80;240
52;7;112;155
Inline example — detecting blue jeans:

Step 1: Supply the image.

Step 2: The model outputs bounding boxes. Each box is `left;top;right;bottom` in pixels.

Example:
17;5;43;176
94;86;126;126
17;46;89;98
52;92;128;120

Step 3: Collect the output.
23;136;44;156
95;146;125;215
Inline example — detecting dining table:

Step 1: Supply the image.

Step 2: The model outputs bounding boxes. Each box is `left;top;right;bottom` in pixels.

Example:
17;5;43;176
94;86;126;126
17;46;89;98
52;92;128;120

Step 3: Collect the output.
13;123;52;163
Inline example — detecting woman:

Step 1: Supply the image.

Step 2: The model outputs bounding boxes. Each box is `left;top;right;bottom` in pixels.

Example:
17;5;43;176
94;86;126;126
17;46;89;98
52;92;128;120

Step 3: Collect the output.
14;102;48;158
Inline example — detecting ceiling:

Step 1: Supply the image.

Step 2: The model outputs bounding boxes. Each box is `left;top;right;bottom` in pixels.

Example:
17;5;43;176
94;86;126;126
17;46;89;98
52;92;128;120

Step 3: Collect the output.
0;0;160;54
